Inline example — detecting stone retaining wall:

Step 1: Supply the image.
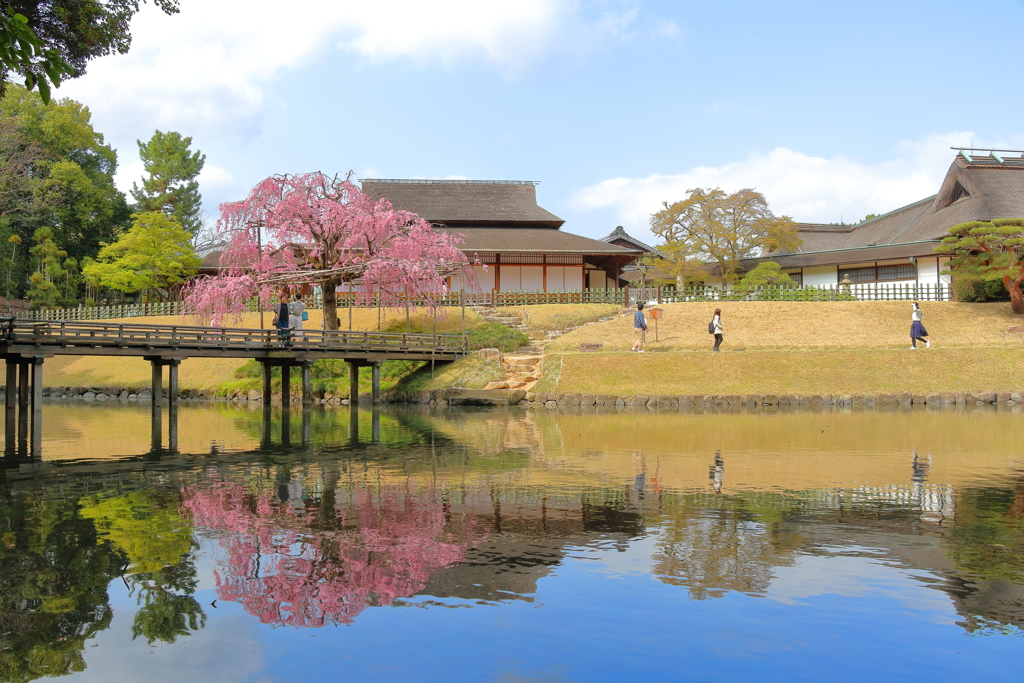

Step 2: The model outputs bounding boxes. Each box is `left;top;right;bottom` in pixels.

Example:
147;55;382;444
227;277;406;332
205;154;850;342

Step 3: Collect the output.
519;391;1023;409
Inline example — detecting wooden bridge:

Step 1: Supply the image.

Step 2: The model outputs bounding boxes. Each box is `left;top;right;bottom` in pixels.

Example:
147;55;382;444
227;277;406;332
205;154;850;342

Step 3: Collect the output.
0;318;468;454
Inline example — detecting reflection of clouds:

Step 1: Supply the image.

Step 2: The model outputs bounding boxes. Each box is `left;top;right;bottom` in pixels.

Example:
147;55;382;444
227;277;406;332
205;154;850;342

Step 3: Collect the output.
571;535;660;577
76;584;264;683
765;554;954;618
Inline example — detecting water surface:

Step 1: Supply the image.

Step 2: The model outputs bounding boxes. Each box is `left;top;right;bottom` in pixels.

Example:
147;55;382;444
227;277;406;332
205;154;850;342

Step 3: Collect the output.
1;402;1022;682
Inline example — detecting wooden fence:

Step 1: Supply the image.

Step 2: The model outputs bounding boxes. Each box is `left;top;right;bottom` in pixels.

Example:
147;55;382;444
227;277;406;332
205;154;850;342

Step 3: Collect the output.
25;283;952;321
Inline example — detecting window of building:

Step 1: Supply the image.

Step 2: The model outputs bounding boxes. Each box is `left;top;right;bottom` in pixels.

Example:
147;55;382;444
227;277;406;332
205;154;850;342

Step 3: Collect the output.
842;264;916;283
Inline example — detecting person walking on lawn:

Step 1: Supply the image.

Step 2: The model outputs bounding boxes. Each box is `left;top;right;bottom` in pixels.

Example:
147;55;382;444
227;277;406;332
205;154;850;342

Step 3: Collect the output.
712;308;723;351
632;302;648;352
909;302;930;349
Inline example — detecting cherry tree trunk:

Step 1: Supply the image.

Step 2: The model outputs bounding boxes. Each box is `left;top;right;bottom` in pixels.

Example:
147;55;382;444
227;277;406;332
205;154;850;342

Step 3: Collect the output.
323;278;340;330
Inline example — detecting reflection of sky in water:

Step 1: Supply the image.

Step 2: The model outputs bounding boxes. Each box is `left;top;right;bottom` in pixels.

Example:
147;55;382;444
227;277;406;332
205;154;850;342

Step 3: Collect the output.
3;403;1020;683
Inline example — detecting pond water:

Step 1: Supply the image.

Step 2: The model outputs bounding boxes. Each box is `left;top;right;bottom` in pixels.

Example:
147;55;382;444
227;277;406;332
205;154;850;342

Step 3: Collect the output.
1;402;1022;683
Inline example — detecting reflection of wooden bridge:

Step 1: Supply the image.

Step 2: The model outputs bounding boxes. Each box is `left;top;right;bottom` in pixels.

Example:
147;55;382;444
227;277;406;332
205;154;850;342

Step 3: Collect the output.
0;318;468;454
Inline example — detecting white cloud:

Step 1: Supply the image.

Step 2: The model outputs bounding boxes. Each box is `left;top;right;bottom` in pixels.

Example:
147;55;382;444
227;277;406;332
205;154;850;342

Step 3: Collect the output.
568;132;1007;243
59;0;646;144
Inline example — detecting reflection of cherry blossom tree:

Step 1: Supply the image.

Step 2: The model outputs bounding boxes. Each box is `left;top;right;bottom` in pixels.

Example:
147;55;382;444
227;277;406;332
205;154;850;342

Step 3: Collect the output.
181;477;482;627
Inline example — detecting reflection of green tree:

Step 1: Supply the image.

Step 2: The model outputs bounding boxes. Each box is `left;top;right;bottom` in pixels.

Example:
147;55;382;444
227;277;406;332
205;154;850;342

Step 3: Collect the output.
944;482;1024;582
129;563;206;644
0;497;122;683
652;492;805;599
79;490;205;644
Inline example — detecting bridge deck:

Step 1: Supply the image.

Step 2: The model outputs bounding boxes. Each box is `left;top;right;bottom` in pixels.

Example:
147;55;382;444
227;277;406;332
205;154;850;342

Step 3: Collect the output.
0;318;468;362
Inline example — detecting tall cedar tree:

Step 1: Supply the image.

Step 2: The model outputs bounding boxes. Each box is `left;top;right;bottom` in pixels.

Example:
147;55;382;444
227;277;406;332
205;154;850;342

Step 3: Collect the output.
937;218;1024;314
650;188;800;284
131;130;205;234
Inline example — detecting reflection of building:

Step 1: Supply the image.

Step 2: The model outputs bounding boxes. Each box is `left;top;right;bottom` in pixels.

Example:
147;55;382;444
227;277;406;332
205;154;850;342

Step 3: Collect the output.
362;179;641;292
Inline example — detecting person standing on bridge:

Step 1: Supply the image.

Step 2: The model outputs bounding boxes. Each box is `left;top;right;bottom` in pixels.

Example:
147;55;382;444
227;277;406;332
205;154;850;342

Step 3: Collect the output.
272;295;291;344
289;293;306;339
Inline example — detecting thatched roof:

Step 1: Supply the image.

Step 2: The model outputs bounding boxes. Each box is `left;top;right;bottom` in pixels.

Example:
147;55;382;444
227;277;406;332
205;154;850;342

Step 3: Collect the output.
757;151;1024;267
360;179;564;228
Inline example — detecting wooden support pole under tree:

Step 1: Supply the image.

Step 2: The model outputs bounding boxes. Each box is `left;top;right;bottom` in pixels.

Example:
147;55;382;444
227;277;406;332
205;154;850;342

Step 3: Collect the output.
168;360;180;452
281;365;291;406
348;361;359;406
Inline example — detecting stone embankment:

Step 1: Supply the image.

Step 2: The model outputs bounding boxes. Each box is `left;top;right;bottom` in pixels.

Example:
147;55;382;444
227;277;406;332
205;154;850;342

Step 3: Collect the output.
518;391;1023;409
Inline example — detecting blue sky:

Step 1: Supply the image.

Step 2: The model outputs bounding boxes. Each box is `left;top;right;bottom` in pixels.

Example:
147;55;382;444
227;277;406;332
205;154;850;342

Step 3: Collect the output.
58;0;1024;244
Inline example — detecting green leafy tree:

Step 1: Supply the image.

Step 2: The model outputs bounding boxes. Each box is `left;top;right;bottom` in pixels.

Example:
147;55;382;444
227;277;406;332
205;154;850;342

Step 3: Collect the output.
0;85;130;283
1;1;179;102
25;225;66;307
739;261;795;288
650;187;800;285
0;9;72;103
131;130;206;233
83;211;200;301
936;218;1024;314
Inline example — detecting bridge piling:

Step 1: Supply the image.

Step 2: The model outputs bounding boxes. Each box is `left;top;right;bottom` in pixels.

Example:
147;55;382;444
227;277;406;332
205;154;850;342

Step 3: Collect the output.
5;359;16;451
30;359;42;454
151;361;162;448
301;361;312;405
282;365;291;405
261;362;272;405
371;362;381;404
348;361;359;406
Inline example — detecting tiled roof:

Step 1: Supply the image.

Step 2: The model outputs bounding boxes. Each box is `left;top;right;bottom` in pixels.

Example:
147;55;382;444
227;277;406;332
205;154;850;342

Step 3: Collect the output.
441;227;642;255
599;225;658;252
360;179;564;228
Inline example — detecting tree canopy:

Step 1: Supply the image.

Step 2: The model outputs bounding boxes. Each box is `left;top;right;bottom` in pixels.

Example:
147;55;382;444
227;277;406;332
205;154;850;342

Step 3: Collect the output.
131;129;205;234
184;172;470;329
650;187;800;284
1;1;179;102
739;261;795;288
83;211;200;301
936;218;1024;314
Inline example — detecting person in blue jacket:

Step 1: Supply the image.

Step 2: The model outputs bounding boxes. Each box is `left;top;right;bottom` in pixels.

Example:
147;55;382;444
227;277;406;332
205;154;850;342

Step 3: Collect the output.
631;302;648;353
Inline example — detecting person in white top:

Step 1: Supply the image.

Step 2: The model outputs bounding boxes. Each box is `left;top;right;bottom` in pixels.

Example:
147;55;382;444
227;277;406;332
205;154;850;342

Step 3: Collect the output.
288;294;306;339
909;302;929;349
712;308;723;351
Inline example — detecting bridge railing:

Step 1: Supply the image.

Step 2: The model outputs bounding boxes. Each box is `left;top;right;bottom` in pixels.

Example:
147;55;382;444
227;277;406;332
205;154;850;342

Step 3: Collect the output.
1;318;468;355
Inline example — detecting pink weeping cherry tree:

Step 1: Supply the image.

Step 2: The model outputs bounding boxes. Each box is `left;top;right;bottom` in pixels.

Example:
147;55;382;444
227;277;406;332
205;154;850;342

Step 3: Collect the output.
183;172;471;328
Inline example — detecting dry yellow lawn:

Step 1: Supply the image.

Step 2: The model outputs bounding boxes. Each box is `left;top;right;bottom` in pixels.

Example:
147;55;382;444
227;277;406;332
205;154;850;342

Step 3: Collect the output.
547;301;1023;352
548;347;1023;396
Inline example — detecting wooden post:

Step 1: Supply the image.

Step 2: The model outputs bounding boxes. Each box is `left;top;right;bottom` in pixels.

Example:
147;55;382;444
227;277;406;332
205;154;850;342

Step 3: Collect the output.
5;359;16;452
281;365;291;406
18;362;28;411
168;360;179;452
151;360;162;449
348;361;359;406
301;361;312;405
371;362;381;404
30;358;42;455
301;405;311;448
262;361;272;405
371;409;381;444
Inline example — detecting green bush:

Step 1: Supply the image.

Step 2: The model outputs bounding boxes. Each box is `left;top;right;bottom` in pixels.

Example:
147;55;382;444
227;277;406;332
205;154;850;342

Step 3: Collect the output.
953;277;1009;302
467;322;528;352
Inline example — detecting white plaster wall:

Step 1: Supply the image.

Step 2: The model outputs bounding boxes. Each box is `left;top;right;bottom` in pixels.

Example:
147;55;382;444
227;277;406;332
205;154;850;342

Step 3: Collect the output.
500;265;521;290
564;267;584;290
546;266;565;290
803;266;838;287
521;266;544;290
915;256;951;285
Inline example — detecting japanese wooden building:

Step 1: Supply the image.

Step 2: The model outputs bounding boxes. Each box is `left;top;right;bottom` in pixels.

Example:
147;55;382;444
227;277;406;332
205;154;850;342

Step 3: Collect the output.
361;179;641;292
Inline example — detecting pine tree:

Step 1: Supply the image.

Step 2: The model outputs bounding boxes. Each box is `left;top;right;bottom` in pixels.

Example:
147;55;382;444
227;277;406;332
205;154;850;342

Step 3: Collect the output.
130;130;205;234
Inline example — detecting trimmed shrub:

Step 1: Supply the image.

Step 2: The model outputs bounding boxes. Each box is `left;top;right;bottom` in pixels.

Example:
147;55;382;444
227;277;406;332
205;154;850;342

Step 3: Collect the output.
467;322;529;352
953;277;1009;303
